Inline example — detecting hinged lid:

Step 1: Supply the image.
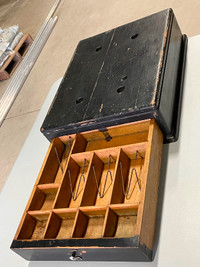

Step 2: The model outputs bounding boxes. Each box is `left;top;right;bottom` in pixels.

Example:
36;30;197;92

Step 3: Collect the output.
41;8;187;143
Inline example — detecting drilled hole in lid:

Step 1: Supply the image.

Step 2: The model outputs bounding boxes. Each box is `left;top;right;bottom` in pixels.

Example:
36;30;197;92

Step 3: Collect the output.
131;34;138;39
96;46;102;52
76;97;84;104
121;76;127;81
117;86;125;93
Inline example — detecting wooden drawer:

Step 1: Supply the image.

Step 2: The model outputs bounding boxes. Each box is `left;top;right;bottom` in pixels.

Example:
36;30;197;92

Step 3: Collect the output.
11;119;163;261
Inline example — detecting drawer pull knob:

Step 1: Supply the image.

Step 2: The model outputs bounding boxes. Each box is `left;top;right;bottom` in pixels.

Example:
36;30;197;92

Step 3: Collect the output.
69;251;82;261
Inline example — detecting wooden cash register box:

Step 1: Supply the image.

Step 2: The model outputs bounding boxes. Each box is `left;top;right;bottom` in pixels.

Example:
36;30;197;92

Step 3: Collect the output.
11;9;187;261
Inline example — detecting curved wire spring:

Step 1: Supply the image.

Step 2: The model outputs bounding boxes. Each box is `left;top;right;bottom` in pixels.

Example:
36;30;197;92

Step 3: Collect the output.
68;158;88;201
53;136;72;174
64;136;72;169
54;145;64;174
92;155;115;198
120;150;143;197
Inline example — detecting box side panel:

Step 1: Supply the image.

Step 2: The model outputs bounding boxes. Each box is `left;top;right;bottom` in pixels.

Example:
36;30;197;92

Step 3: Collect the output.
137;120;163;250
158;15;183;134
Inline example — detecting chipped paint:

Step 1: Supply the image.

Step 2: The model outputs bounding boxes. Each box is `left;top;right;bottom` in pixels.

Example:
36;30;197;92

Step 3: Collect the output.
99;103;103;113
83;29;116;120
151;19;170;106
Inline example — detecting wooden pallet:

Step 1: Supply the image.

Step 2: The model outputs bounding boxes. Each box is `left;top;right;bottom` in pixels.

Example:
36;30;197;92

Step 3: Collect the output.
0;33;33;81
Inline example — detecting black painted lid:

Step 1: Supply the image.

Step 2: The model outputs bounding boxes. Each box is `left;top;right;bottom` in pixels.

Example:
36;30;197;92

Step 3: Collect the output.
41;8;187;143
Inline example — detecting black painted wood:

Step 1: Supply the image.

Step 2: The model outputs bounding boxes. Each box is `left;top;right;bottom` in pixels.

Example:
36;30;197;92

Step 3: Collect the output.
11;236;152;261
11;247;151;262
41;8;187;143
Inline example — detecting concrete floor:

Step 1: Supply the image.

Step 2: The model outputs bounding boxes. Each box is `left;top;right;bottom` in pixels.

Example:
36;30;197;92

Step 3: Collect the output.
0;0;200;192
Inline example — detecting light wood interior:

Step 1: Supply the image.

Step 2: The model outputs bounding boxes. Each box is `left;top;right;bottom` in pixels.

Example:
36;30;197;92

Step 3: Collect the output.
103;206;138;238
72;208;106;238
17;212;49;240
15;119;163;250
28;187;58;211
115;214;137;238
44;210;76;239
67;120;150;155
80;153;118;207
37;137;73;184
54;156;90;209
110;148;144;205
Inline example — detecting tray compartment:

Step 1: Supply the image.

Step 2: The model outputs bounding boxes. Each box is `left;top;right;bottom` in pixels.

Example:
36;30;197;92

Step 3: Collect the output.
54;155;91;209
72;120;150;154
103;205;138;238
37;138;66;184
72;207;106;238
71;134;88;154
17;211;49;240
81;152;118;207
111;147;145;205
28;186;58;211
44;209;77;239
